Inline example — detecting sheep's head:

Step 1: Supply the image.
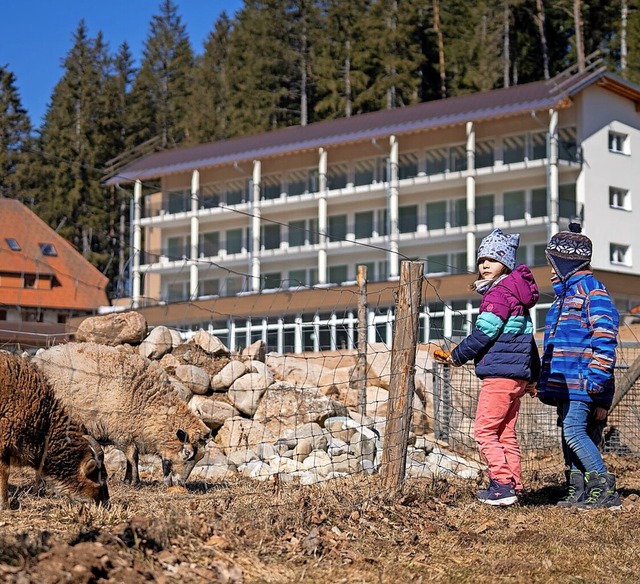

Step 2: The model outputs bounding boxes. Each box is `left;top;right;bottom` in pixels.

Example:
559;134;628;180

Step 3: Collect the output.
46;435;110;506
161;425;210;487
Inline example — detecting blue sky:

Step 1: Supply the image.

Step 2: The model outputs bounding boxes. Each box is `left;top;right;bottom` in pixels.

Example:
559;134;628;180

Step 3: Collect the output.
0;1;243;127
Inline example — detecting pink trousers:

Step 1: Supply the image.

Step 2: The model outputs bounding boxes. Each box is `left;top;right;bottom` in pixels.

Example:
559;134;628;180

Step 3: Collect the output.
474;378;527;491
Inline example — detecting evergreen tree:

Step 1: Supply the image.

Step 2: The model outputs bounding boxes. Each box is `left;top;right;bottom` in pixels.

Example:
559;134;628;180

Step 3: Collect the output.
287;0;324;125
441;0;504;94
226;0;300;135
356;0;425;110
36;21;114;272
314;0;372;118
626;2;640;83
0;66;32;201
128;0;195;147
188;12;232;143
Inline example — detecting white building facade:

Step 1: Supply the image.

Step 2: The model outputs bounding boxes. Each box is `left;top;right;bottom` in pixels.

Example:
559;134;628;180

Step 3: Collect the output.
110;65;640;353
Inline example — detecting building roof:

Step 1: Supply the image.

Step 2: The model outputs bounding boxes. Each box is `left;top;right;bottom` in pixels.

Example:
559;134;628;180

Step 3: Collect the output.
107;66;640;186
0;198;109;311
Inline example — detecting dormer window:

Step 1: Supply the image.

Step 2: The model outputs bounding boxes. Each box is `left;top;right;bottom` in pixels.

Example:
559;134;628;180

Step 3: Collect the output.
39;243;58;256
5;238;20;251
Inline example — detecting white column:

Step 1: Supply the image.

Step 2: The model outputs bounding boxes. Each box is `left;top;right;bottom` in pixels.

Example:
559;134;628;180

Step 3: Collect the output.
132;179;142;309
388;135;399;278
251;160;261;292
318;148;328;284
347;310;354;350
466;122;477;272
548;108;559;238
367;309;376;344
277;317;284;354
313;314;320;352
228;318;236;353
189;170;200;299
386;307;394;345
294;316;303;353
329;312;337;350
444;303;453;338
245;318;252;349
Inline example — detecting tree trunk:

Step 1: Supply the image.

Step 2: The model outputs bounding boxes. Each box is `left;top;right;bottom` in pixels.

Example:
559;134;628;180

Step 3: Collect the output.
535;0;550;79
503;1;510;87
574;0;585;71
300;31;308;126
433;0;447;99
344;40;352;118
621;0;628;72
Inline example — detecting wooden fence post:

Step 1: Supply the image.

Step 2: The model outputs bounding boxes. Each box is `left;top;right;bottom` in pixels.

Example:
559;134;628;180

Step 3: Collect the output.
381;260;423;493
357;265;368;416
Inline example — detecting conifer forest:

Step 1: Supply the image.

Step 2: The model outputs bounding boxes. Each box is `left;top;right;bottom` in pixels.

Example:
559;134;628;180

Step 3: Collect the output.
0;0;638;298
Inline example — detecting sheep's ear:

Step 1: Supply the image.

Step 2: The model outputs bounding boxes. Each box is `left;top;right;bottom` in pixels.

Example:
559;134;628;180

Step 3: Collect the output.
83;459;98;476
176;429;188;443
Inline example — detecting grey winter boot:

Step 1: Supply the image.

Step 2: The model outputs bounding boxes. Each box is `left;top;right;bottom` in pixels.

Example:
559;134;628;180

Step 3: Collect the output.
575;471;622;510
557;470;586;508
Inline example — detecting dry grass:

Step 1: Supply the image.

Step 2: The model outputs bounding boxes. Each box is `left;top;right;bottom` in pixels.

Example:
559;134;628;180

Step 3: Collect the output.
2;457;640;583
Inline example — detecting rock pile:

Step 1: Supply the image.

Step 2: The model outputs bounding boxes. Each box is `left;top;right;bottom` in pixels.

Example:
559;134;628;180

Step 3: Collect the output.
61;310;482;484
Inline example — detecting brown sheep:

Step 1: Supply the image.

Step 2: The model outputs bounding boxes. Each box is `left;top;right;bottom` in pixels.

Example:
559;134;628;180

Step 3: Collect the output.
0;352;109;510
33;343;210;486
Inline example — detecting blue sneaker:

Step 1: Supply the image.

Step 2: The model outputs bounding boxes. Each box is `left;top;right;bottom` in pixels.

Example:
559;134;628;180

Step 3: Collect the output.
477;479;518;506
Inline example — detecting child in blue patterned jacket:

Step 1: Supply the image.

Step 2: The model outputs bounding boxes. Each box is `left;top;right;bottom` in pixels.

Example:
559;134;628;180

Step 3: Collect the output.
537;223;621;510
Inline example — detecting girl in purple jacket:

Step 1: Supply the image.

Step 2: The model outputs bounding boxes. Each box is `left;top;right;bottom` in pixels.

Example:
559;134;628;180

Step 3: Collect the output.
448;228;540;506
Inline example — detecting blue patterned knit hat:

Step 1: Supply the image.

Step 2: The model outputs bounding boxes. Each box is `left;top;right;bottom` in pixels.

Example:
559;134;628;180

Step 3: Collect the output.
477;228;520;271
545;222;592;281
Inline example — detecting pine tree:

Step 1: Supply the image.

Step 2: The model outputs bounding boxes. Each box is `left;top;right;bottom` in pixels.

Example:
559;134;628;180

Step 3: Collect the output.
188;12;232;143
356;0;425;110
441;0;503;94
128;0;195;147
626;2;640;83
0;66;32;201
226;0;300;135
314;0;372;118
36;21;114;272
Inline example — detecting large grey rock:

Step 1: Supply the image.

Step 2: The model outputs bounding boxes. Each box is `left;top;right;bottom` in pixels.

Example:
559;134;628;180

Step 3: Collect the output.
174;364;210;395
253;382;349;436
189;329;229;356
76;311;147;346
211;360;247;390
189;395;239;430
139;326;174;360
227;372;270;416
215;416;276;454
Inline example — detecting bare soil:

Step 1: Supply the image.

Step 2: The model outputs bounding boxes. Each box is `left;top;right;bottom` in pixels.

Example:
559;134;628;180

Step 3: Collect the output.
2;456;640;583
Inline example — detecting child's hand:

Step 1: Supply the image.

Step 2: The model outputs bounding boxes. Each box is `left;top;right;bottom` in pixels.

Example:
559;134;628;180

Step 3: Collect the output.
593;406;608;421
525;383;538;397
433;348;451;363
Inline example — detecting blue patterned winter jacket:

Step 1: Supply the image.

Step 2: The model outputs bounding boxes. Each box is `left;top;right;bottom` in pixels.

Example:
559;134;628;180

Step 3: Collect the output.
537;272;619;407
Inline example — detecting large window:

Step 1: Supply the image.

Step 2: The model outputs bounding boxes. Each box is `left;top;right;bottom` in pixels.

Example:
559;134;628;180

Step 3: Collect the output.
451;199;467;228
399;205;418;233
327;164;348;190
167;236;187;259
531;132;547;159
475;194;495;225
288;220;306;247
476;140;495;168
426;148;447;175
558;184;577;219
328;214;347;240
262;272;282;289
426;201;446;230
262;176;282;200
328;265;348;284
199;232;219;257
531;188;547;217
503;135;526;164
426;254;448;274
399;153;419;179
262;224;281;250
504;190;525;221
450;145;466;172
198;278;219;296
167;190;189;214
355;211;374;239
226;229;245;254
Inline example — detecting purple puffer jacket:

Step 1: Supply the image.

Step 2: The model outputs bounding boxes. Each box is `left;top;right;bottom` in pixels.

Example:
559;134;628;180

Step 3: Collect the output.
451;265;541;381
